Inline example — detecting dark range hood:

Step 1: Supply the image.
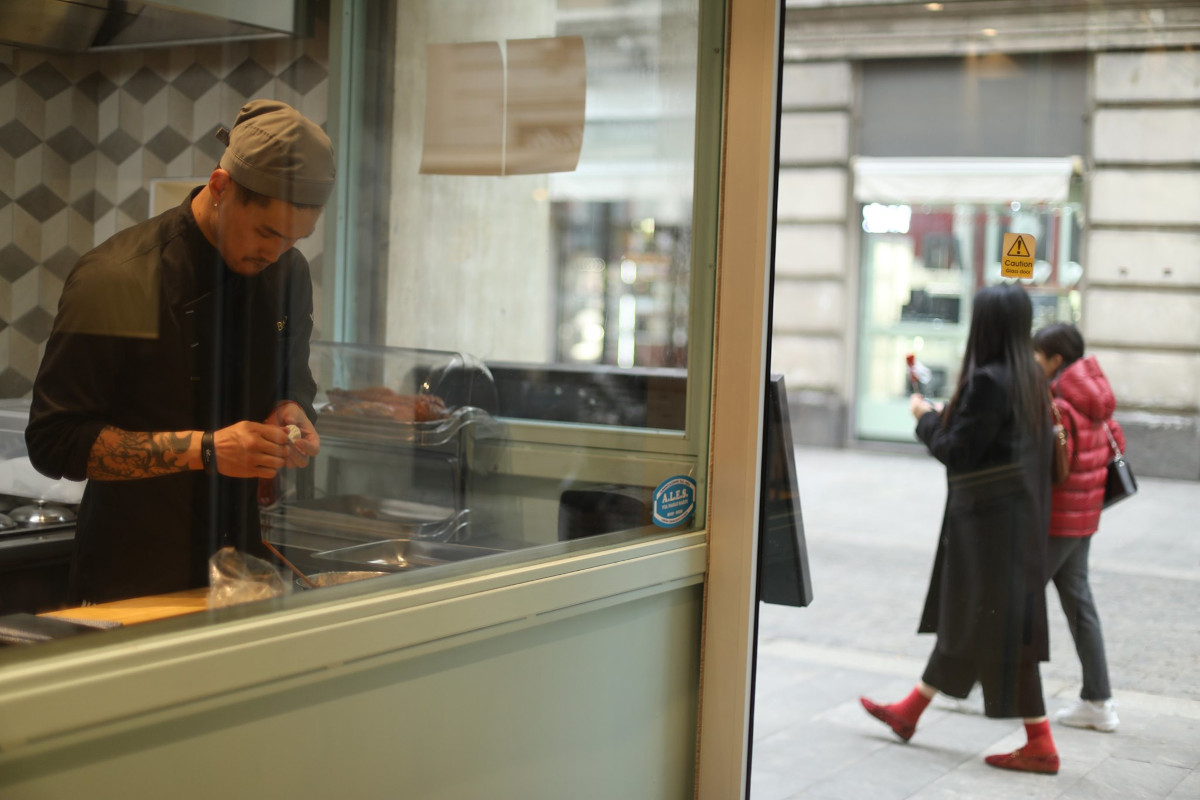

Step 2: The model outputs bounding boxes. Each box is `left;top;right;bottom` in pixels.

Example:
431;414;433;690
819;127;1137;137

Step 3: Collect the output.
0;0;311;53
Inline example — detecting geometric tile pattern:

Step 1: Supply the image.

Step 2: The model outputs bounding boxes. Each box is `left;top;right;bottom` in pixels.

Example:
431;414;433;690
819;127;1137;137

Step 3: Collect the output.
279;56;326;96
195;123;228;165
98;129;141;164
13;307;56;343
47;126;94;164
21;61;71;100
225;59;274;98
71;191;113;223
0;369;32;399
123;67;167;104
118;188;150;222
17;185;68;223
0;24;330;396
76;71;118;104
145;126;191;164
43;247;82;281
172;64;219;102
0;244;38;283
0;120;41;158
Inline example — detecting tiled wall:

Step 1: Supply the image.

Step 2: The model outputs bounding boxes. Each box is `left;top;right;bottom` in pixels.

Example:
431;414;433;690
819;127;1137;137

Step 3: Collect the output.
0;29;329;398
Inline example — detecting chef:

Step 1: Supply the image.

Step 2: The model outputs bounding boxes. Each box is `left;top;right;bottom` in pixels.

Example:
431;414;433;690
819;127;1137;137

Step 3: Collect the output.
27;100;333;604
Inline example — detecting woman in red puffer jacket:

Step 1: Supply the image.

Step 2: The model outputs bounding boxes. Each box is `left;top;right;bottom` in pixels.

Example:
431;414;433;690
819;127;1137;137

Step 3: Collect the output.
1033;323;1125;733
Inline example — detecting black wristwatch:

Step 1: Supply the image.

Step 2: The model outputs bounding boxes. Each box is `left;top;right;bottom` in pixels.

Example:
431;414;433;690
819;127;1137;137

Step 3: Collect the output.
201;431;217;476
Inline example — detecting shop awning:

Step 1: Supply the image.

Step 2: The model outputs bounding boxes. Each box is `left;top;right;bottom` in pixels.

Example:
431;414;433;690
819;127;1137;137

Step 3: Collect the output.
852;157;1080;205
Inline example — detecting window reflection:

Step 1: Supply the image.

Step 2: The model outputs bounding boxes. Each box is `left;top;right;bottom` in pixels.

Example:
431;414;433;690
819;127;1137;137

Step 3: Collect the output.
857;200;1082;442
0;0;710;631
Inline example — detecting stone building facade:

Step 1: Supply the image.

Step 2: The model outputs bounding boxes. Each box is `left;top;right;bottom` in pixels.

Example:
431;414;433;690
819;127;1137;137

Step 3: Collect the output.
772;0;1200;479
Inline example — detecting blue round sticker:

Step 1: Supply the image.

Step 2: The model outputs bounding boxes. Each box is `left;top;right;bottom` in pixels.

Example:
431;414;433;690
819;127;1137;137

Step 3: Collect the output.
653;475;696;528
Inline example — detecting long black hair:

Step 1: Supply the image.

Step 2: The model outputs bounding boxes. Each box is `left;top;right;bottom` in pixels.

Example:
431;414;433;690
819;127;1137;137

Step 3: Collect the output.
1033;322;1085;375
942;283;1048;434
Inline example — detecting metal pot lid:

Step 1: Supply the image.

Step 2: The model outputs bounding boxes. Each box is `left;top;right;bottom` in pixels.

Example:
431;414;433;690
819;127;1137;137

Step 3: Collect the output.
9;500;76;525
0;513;17;531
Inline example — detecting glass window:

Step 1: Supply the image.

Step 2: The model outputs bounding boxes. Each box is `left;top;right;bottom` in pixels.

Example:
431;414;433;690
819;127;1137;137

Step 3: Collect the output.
309;0;711;567
1;0;717;644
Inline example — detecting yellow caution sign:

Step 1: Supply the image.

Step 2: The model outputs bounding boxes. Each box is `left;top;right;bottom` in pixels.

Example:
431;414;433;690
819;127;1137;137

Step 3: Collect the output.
1001;233;1035;279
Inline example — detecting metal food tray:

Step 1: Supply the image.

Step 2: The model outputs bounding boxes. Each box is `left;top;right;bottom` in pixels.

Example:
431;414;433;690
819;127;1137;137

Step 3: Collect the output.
314;404;496;447
261;495;465;541
311;538;508;572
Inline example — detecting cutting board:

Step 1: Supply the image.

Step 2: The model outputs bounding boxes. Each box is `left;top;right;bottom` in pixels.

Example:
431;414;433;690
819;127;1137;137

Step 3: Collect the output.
42;589;209;627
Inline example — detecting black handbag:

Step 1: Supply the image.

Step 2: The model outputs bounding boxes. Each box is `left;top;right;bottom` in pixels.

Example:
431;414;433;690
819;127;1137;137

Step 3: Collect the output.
1102;422;1138;509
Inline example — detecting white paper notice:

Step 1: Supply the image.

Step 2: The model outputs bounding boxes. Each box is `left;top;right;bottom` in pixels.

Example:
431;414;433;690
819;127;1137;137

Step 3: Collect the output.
419;36;586;177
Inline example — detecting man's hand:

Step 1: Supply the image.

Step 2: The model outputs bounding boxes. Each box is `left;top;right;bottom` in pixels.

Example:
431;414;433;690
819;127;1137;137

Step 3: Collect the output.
213;421;292;478
262;401;320;469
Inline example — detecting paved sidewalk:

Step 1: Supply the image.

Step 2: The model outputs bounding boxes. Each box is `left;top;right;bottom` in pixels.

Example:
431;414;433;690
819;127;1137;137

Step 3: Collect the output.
750;446;1200;800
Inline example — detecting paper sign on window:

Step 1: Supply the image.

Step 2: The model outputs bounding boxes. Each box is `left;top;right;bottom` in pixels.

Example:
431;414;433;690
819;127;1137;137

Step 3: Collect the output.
420;41;505;176
504;36;586;175
420;36;586;176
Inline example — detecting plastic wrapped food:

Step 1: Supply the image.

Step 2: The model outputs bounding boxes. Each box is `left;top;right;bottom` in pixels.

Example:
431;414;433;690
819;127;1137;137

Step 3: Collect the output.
207;546;292;608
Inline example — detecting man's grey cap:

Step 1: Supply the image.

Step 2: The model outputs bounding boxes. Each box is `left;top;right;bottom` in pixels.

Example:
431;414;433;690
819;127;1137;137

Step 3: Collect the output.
216;100;335;206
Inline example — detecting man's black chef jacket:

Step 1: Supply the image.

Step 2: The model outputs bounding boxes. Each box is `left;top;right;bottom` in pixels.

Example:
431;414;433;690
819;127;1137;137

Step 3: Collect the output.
27;189;317;604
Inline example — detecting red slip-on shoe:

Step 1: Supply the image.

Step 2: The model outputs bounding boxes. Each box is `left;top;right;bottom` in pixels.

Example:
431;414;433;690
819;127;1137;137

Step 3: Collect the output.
984;748;1060;775
859;697;916;742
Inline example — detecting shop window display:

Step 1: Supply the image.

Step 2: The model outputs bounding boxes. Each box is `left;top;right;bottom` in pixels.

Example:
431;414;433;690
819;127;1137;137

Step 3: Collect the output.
857;201;1082;442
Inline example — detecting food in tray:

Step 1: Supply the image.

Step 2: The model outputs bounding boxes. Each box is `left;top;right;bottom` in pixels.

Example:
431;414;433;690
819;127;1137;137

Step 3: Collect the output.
323;387;448;422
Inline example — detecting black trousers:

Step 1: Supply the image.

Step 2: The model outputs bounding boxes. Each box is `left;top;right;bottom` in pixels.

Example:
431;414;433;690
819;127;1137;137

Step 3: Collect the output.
922;649;1046;719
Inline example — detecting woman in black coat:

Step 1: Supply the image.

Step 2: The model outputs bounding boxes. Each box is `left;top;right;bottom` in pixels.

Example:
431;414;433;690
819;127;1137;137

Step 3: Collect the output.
860;283;1059;774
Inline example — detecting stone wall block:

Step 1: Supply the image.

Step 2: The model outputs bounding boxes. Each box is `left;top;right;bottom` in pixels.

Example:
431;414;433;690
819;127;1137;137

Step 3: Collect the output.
770;334;844;394
1085;289;1200;352
772;279;845;334
776;168;847;222
1093;108;1200;164
1089;347;1200;412
1087;229;1200;288
1094;50;1200;102
779;112;850;163
780;61;853;108
775;223;846;278
1090;170;1200;226
786;389;847;449
1114;410;1200;480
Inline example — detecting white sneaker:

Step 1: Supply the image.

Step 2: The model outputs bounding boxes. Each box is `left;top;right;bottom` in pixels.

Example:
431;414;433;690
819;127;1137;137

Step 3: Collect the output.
932;686;984;715
1055;698;1119;732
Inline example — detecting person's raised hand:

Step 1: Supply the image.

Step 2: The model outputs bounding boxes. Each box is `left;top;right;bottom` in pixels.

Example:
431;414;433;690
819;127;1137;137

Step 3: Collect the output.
213;421;292;478
910;393;935;420
263;401;320;468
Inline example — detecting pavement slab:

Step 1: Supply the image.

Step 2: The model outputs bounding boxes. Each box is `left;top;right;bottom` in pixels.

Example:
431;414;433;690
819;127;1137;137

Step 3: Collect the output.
750;446;1200;800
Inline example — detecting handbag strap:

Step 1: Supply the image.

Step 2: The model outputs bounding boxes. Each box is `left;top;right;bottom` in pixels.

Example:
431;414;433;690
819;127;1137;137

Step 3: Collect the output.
1104;420;1123;457
1049;392;1064;427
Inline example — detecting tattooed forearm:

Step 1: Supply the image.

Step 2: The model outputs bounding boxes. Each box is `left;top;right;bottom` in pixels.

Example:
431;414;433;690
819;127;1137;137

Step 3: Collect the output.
87;427;198;480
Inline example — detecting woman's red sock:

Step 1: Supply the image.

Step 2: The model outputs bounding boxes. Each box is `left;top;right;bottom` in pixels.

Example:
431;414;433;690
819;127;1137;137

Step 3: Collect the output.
1023;719;1057;756
892;688;934;722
